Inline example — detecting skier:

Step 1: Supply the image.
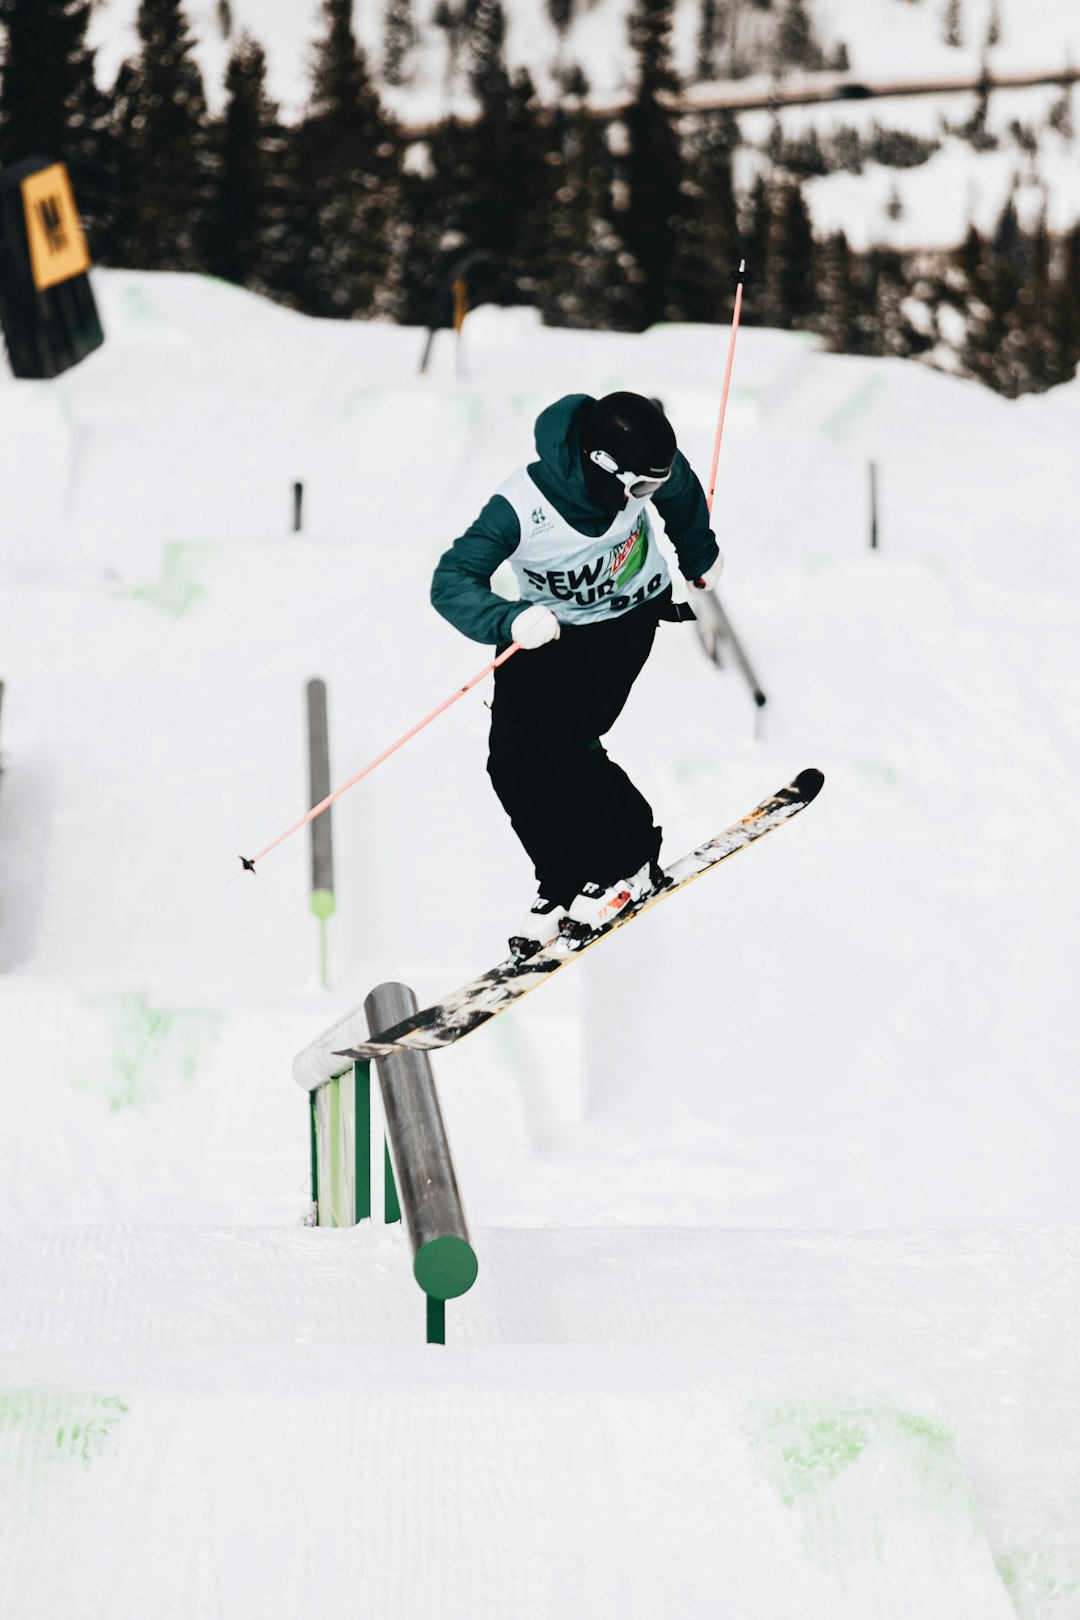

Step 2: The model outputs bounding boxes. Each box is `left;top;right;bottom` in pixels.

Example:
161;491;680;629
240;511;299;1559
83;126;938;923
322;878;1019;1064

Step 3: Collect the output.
431;391;724;958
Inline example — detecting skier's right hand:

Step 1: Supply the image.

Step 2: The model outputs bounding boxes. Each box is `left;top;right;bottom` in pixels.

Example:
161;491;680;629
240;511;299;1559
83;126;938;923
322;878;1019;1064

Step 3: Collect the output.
511;605;561;649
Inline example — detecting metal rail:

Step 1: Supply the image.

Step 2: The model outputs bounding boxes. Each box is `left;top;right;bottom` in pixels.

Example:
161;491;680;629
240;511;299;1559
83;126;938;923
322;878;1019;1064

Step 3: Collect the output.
364;982;478;1311
293;981;478;1342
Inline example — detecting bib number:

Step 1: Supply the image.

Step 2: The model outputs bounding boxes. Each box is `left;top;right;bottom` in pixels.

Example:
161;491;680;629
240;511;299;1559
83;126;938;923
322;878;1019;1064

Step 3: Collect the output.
610;574;663;613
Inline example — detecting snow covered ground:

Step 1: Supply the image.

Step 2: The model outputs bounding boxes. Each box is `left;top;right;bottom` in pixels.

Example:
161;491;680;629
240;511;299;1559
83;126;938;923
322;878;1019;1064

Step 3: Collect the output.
1;273;1079;1615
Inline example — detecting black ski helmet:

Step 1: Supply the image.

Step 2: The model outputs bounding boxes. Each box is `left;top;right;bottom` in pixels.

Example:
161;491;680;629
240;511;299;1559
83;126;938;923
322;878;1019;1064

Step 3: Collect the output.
579;392;676;509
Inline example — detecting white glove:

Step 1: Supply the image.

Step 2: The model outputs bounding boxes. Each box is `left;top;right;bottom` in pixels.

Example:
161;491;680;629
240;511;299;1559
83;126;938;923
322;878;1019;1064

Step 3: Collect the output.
511;605;561;649
687;552;725;592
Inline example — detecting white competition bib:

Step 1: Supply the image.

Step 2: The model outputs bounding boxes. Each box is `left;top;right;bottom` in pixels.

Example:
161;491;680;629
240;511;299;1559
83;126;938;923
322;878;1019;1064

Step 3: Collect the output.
497;468;670;626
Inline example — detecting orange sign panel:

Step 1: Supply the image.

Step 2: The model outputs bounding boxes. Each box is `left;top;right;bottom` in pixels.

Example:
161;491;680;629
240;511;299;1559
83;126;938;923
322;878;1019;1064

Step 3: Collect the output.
21;163;91;292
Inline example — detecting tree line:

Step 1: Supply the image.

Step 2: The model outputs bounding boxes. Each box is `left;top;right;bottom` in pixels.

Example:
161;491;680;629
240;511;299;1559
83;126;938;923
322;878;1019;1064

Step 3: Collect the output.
1;0;1077;397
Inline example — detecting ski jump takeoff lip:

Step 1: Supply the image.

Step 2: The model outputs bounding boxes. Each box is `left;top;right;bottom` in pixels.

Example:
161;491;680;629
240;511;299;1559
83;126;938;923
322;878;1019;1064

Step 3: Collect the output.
335;769;824;1063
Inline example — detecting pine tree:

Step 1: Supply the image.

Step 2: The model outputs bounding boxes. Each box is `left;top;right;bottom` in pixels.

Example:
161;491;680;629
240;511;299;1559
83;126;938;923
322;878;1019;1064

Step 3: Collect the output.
0;0;95;165
205;31;285;292
696;0;723;81
762;179;816;329
740;172;772;318
468;0;510;106
669;111;739;322
622;0;684;328
106;0;212;272
812;230;861;353
1046;88;1074;142
776;0;820;69
942;0;962;49
382;0;417;88
0;0;112;247
463;66;553;280
1057;224;1080;373
545;111;636;329
291;0;401;319
871;249;925;359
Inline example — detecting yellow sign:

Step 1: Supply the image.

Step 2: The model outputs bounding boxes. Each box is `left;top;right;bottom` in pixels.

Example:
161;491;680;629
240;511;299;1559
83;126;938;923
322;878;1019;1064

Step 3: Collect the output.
21;163;91;292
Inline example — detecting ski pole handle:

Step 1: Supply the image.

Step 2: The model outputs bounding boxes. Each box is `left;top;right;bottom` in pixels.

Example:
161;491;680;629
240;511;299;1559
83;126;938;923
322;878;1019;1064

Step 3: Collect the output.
705;259;748;516
241;643;521;872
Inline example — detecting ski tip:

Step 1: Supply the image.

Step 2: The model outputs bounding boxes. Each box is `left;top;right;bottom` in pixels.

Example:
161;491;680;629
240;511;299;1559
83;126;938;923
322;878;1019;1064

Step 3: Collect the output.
794;768;825;803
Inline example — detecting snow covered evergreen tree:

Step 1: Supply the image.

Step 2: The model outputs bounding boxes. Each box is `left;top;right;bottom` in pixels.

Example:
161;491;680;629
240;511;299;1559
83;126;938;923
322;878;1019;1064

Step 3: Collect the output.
775;0;820;69
468;0;510;106
812;230;862;353
696;0;722;82
669;112;739;323
0;0;114;249
291;0;400;318
739;173;771;321
106;0;211;272
762;180;815;329
0;0;96;165
382;0;417;89
942;0;963;48
205;31;286;293
545;110;637;329
622;0;684;327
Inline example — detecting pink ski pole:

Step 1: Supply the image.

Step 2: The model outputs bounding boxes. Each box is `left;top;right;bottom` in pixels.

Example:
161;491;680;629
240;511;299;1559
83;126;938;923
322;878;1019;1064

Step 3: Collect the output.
239;643;520;873
705;260;748;516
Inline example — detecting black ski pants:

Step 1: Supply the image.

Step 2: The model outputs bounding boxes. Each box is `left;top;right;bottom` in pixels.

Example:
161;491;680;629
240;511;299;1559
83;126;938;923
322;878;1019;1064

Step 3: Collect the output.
487;599;665;907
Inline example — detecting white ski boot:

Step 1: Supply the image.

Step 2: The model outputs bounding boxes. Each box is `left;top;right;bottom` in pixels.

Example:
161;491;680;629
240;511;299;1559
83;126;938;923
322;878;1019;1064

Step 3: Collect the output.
509;895;569;962
560;859;666;943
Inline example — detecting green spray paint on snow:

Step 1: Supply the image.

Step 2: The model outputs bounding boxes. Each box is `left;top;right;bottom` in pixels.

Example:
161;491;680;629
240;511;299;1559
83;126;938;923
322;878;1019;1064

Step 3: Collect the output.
73;992;223;1111
822;375;885;442
855;761;900;791
0;1392;130;1473
745;1397;983;1576
118;541;219;617
996;1535;1080;1620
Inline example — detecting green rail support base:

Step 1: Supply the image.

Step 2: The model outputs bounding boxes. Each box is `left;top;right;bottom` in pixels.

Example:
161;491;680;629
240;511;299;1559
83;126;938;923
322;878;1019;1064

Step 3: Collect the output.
426;1295;446;1345
414;1234;479;1301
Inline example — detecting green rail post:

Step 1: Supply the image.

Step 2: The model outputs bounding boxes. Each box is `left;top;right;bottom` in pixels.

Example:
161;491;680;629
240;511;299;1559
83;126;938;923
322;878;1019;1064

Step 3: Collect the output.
384;1141;401;1224
354;1061;371;1222
309;1091;319;1212
426;1296;446;1346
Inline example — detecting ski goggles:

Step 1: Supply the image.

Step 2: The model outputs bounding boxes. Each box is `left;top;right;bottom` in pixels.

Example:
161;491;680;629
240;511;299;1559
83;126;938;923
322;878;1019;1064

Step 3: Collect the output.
589;448;672;499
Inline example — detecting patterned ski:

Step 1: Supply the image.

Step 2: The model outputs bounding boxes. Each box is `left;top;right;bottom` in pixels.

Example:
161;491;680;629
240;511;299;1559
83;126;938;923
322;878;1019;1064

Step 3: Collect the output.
337;767;824;1061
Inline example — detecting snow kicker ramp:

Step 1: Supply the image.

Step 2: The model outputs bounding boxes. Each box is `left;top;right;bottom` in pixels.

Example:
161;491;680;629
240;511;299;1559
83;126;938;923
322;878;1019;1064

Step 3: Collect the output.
4;1225;1076;1619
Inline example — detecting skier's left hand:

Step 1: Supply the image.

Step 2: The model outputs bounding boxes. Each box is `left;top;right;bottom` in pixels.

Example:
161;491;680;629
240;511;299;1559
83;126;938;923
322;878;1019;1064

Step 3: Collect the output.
687;553;724;592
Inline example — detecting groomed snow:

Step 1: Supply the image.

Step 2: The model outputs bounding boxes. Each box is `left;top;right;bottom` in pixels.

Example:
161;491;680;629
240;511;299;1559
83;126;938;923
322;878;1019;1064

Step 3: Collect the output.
1;272;1078;1614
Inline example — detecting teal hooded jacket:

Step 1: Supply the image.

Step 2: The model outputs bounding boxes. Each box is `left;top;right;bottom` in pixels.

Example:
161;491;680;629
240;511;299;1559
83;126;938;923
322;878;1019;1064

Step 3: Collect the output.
431;394;721;646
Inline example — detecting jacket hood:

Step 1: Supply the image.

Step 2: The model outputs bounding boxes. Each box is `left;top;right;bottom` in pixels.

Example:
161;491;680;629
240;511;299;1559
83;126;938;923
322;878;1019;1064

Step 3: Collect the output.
527;393;604;528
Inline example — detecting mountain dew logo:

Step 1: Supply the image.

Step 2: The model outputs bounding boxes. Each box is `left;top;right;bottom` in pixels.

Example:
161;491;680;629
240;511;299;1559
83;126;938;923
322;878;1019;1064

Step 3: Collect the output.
609;517;647;587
